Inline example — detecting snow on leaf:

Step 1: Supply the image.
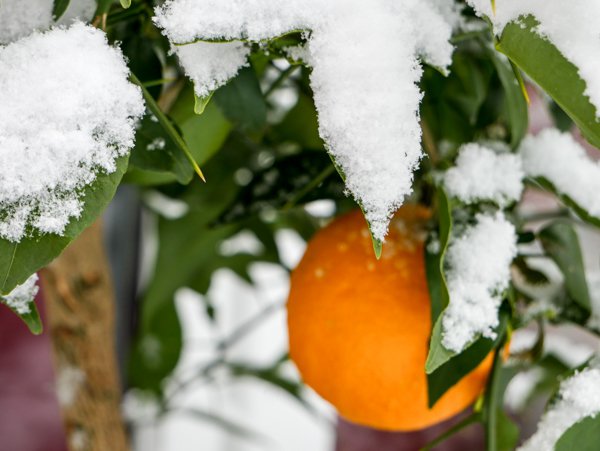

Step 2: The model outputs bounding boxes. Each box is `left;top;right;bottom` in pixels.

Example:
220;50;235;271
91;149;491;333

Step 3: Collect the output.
154;0;458;241
441;212;518;353
518;367;600;451
520;129;600;219
1;273;39;315
467;0;600;118
0;24;144;243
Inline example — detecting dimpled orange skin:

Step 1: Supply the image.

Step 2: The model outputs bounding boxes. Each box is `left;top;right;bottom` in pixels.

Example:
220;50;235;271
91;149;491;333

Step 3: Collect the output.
287;206;494;431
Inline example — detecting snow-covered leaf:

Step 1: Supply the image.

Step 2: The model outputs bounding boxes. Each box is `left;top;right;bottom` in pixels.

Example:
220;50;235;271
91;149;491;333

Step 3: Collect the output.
555;415;600;451
497;17;600;149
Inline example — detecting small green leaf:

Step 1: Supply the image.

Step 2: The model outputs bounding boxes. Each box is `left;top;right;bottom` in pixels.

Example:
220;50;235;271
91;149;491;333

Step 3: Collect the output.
556;415;600;451
194;92;214;115
497;16;600;148
119;0;131;8
1;300;43;335
16;303;43;335
52;0;71;20
539;220;591;313
371;238;382;260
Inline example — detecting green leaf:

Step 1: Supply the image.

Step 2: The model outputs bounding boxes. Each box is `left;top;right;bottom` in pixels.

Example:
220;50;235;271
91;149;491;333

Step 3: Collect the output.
495;409;519;451
485;47;528;147
497;16;600;148
0;156;129;295
194;92;213;115
119;0;131;8
425;187;452;323
2;301;43;335
556;415;600;451
52;0;71;20
213;66;267;132
426;312;507;406
130;74;207;182
539;220;591;313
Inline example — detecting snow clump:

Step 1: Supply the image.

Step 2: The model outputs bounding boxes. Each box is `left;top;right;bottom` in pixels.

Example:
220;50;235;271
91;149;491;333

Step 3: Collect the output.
0;24;145;242
154;0;460;241
442;213;518;352
0;0;96;43
444;143;524;207
1;274;39;314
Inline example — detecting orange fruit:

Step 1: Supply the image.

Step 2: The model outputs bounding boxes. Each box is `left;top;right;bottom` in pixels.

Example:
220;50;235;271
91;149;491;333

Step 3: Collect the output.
287;206;494;431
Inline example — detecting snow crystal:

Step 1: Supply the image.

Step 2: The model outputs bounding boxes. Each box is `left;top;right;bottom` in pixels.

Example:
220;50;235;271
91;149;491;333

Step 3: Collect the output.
520;129;600;218
1;274;39;314
0;0;96;43
467;0;600;117
154;0;457;241
518;367;600;451
444;143;524;207
442;213;518;352
0;24;144;242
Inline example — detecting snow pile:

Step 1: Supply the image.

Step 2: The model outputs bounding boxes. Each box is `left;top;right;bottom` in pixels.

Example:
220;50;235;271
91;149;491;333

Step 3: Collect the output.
442;213;518;352
520;129;600;218
467;0;600;117
1;274;39;314
518;368;600;451
444;143;524;207
0;0;96;43
154;0;458;241
0;24;144;242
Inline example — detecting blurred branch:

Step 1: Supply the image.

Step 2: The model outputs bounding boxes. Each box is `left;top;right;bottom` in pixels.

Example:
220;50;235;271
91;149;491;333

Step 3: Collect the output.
41;221;129;451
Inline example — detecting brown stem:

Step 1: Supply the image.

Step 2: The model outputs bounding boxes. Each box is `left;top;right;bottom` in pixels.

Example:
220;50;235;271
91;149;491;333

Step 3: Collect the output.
41;221;129;451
